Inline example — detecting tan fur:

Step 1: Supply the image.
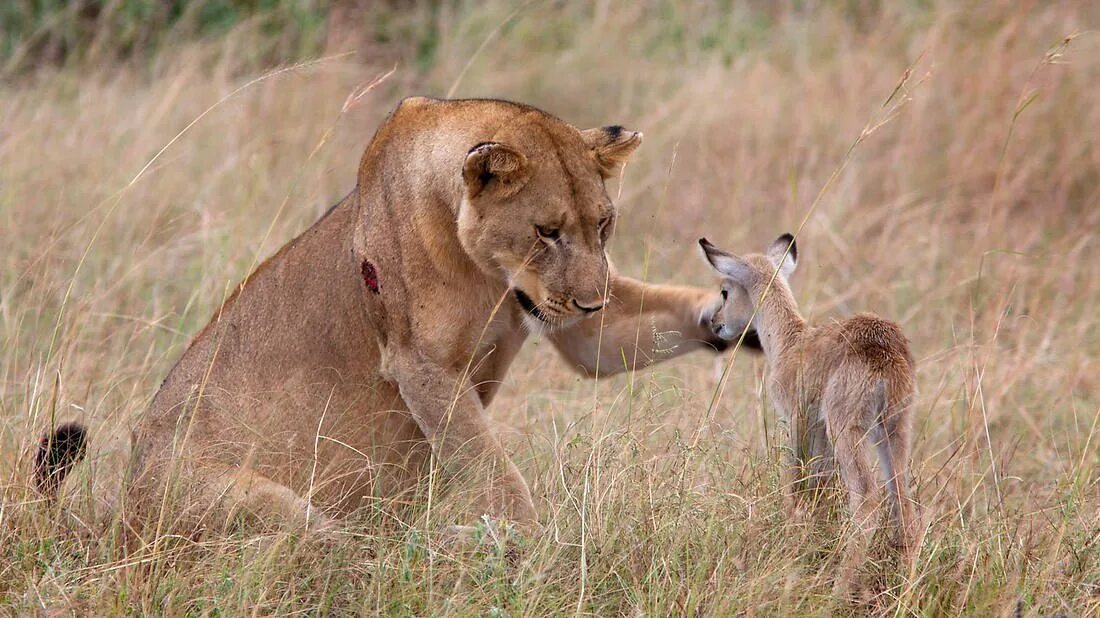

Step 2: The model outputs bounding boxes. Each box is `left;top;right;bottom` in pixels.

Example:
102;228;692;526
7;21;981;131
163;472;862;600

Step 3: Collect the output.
90;97;730;537
699;234;919;571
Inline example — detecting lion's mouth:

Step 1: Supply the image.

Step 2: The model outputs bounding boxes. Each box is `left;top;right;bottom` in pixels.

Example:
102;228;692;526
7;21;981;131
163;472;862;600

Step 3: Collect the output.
513;289;551;322
741;329;762;351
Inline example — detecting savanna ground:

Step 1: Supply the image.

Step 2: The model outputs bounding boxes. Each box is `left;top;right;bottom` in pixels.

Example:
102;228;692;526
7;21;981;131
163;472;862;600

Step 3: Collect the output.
2;1;1099;615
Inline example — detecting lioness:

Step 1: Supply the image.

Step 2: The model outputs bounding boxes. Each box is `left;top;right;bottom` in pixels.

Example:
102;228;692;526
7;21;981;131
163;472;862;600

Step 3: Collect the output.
37;97;738;535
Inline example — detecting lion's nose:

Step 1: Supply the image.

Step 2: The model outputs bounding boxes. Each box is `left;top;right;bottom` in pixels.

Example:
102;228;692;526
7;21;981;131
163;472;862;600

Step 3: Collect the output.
573;299;605;314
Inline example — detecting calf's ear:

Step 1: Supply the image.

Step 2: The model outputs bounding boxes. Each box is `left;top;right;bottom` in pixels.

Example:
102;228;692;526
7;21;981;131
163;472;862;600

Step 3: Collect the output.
699;238;754;287
581;125;643;178
766;233;798;280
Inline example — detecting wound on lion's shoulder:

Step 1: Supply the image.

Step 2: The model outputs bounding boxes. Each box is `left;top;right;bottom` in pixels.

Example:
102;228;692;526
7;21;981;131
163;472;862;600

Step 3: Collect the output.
362;259;380;293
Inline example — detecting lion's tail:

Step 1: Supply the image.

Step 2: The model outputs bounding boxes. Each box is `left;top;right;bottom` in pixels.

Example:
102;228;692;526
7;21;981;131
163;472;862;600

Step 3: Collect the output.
34;422;88;497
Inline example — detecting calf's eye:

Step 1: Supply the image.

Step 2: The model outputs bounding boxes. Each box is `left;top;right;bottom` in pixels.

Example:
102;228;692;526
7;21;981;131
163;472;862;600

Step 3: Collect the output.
721;290;729;300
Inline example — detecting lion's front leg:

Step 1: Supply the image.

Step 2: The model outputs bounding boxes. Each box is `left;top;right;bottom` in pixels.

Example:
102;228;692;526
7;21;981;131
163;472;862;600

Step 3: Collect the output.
548;274;727;377
384;345;537;530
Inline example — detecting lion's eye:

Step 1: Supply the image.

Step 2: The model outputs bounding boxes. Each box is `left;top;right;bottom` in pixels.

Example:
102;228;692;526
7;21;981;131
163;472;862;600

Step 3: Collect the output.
597;216;612;242
721;289;729;301
536;225;561;242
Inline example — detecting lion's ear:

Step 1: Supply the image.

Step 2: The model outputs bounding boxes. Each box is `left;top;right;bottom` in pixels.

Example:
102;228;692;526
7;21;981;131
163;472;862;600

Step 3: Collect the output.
581;125;643;179
462;142;530;199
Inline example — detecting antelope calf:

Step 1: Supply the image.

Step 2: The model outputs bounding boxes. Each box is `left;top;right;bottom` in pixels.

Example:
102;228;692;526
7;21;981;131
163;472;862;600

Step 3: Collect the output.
699;234;919;565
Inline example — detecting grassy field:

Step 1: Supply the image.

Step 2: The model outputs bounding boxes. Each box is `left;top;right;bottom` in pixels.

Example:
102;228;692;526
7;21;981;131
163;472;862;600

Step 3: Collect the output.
2;1;1099;614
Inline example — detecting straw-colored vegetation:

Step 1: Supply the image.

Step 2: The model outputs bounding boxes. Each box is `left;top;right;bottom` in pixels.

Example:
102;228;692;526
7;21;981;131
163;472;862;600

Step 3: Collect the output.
2;1;1098;614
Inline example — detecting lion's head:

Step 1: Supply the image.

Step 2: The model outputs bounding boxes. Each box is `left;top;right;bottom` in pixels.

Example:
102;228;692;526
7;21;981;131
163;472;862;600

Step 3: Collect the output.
456;113;641;331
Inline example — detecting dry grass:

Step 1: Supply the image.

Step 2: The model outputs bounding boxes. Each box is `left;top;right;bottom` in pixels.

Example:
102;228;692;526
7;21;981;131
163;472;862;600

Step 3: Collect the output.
2;1;1099;614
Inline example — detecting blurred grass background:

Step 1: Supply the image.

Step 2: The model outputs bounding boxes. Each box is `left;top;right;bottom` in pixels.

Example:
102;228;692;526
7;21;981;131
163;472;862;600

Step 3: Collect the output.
1;0;1099;614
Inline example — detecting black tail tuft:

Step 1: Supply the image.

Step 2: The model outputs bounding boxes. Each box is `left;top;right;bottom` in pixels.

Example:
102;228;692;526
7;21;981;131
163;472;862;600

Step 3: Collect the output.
34;423;88;496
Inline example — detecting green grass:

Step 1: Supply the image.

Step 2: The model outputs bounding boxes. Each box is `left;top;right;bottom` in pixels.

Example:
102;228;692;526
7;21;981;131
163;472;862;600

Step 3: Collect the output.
1;0;327;74
2;0;1099;614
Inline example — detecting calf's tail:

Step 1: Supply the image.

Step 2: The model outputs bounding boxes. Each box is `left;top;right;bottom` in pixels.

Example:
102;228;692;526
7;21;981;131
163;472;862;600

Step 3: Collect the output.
868;380;902;526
